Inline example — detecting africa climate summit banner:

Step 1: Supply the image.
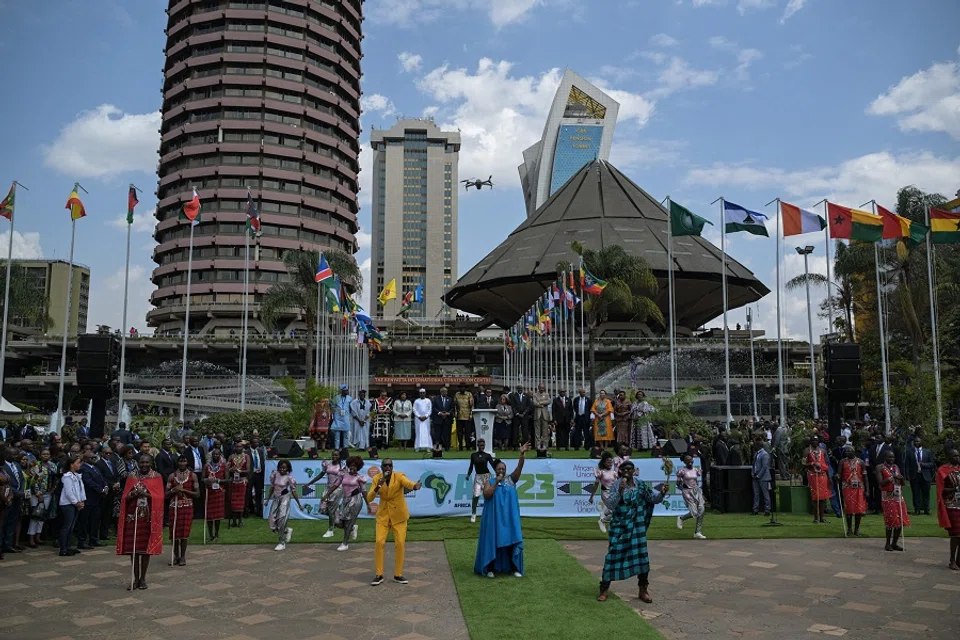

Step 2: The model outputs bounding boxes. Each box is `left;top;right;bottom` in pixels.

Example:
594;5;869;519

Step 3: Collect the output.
264;457;699;520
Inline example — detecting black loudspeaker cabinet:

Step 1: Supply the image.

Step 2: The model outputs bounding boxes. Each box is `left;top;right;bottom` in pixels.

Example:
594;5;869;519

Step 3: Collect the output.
272;439;303;458
709;466;754;513
77;333;120;394
827;360;861;375
825;343;861;361
661;438;688;457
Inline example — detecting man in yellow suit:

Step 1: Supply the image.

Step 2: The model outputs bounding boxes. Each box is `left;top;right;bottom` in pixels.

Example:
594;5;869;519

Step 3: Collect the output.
367;459;422;585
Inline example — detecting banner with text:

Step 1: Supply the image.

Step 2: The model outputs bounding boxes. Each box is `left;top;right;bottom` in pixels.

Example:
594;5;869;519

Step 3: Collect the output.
264;457;698;519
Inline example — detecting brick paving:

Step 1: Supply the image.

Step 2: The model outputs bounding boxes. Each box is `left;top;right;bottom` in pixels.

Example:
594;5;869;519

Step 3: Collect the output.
568;537;959;639
0;541;468;640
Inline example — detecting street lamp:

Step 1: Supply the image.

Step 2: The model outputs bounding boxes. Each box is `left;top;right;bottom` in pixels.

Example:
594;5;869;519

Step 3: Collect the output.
796;246;819;419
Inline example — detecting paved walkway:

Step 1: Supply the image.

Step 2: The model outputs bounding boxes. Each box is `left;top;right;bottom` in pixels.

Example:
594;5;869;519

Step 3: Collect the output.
568;537;959;639
0;541;468;640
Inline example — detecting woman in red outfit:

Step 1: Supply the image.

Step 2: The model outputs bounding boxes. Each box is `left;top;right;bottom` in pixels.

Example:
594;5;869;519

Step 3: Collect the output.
877;449;909;552
203;448;227;542
226;444;249;528
803;435;833;524
117;454;164;590
839;446;867;536
166;455;199;566
935;449;960;570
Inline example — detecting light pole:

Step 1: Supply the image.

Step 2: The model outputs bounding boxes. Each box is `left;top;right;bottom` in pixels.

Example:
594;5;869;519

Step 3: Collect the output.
747;305;758;421
796;245;819;419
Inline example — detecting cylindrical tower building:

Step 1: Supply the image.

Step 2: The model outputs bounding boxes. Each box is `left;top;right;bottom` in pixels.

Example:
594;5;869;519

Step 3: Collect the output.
149;0;362;336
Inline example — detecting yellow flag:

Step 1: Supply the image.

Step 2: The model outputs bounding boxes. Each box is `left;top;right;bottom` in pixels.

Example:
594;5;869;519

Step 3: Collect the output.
65;188;86;221
377;278;397;307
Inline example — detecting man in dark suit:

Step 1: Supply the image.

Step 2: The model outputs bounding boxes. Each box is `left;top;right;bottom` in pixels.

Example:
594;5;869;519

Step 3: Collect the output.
904;436;935;515
155;439;177;481
94;446;118;540
75;419;90;439
475;388;496;410
431;387;454;451
1;447;25;552
246;436;267;518
867;436;888;514
551;389;574;450
111;422;134;447
183;436;206;515
751;440;771;516
713;432;731;467
199;429;217;458
572;388;592;450
77;452;108;548
508;385;534;448
19;423;38;442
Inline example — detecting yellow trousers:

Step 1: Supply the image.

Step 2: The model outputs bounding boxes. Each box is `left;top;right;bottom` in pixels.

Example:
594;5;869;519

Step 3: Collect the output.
374;518;407;577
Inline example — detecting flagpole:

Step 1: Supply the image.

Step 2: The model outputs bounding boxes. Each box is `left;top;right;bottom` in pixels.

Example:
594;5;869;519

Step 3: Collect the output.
179;222;196;424
314;283;322;384
240;222;250;410
665;196;677;396
0;181;25;404
766;197;786;428
578;259;586;392
716;197;732;424
923;203;943;432
868;201;892;435
823;201;835;336
117;184;140;420
748;305;758;420
56;183;85;433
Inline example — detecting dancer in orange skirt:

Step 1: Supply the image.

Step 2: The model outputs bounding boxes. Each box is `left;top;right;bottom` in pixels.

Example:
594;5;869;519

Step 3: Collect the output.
839;446;867;536
117;454;164;590
877;449;909;552
935;449;960;570
166;455;199;566
203;448;227;542
804;435;833;524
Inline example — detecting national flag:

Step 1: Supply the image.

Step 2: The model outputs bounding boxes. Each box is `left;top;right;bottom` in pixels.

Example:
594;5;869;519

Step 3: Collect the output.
399;291;415;314
245;189;260;234
65;187;86;221
413;281;424;303
568;270;577;293
826;203;883;242
126;185;138;225
180;188;201;226
723;200;769;236
377;278;397;307
669;200;712;237
930;208;960;244
325;286;340;313
876;204;927;244
345;295;359;315
315;254;333;283
0;183;15;221
781;201;826;236
580;265;607;296
551;283;561;301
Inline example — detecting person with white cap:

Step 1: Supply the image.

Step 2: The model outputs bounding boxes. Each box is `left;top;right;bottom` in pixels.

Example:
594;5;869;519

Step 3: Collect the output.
413;389;434;452
331;386;352;451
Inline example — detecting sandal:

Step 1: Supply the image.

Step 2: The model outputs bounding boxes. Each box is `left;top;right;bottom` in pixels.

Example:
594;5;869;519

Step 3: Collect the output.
597;591;608;602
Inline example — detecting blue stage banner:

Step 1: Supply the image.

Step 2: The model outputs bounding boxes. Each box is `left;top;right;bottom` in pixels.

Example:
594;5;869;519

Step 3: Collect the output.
264;457;699;520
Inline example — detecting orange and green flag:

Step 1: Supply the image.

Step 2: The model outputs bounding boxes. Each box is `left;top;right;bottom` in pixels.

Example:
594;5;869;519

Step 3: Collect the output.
0;182;14;221
65;186;86;221
930;208;960;244
826;203;882;242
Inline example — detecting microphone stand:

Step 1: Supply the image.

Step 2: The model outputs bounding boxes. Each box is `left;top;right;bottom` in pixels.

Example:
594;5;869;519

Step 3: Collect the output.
763;451;783;527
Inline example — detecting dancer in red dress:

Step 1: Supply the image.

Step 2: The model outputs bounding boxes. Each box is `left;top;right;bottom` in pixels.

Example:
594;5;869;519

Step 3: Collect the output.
166;455;199;566
203;449;227;542
839;446;867;536
226;445;249;528
877;449;909;551
116;454;164;590
935;449;960;570
804;435;833;524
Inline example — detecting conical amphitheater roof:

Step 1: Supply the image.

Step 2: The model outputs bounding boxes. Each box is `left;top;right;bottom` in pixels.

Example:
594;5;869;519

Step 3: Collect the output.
444;160;770;329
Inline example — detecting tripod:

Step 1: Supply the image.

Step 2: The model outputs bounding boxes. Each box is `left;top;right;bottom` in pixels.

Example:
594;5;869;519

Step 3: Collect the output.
763;454;783;528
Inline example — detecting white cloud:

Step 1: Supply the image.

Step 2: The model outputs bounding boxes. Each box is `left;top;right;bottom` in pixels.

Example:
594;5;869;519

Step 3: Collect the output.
693;0;726;6
709;36;735;50
89;263;154;334
650;33;679;47
357;145;372;208
649;57;721;98
684;150;960;210
0;230;43;259
358;257;372;301
867;59;960;140
609;139;687;170
734;48;764;83
42;105;160;178
416;59;654;186
780;0;808;23
368;0;564;28
361;93;396;118
356;229;372;251
737;0;774;14
108;208;156;234
398;51;423;73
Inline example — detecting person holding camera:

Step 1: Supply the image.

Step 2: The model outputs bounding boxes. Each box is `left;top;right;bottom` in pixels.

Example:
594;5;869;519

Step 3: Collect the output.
367;459;421;586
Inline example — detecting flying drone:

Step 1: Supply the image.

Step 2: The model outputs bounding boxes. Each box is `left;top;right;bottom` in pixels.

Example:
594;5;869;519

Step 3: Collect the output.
461;176;494;191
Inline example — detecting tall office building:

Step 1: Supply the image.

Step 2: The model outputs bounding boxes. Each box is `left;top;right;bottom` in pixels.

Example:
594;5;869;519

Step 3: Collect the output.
370;119;460;319
13;260;90;336
149;0;363;335
519;69;619;217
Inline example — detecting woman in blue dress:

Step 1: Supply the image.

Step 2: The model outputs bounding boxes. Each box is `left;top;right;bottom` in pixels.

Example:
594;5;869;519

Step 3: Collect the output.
475;442;530;578
597;460;668;603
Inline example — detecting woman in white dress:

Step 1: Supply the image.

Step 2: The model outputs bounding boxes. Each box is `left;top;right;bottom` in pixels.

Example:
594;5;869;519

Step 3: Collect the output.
412;388;434;452
392;391;414;451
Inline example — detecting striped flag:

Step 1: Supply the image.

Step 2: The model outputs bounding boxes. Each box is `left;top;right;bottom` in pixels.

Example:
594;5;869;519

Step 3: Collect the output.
127;186;139;224
315;254;333;283
246;189;260;234
66;187;86;221
781;201;826;236
930;208;960;244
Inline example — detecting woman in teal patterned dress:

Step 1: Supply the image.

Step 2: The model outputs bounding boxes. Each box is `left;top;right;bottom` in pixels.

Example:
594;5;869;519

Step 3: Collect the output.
597;460;668;603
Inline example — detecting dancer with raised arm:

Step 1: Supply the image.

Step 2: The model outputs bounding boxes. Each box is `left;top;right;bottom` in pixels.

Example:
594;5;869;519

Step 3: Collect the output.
305;450;344;539
333;456;371;551
676;454;706;539
475;443;529;579
367;459;422;585
466;439;495;523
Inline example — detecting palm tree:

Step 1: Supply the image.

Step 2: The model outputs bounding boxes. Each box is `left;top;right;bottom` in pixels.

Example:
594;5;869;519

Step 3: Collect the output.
259;249;360;378
566;241;663;397
0;264;54;332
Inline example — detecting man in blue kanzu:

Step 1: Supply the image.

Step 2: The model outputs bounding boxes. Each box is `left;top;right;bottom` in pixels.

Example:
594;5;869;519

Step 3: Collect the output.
597;459;669;603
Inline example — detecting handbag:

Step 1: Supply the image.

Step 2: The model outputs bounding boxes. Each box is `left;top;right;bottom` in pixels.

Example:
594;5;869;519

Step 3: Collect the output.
31;499;48;520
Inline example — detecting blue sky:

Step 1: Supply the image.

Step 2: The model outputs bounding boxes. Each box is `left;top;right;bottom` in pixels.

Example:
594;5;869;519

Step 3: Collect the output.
0;0;957;341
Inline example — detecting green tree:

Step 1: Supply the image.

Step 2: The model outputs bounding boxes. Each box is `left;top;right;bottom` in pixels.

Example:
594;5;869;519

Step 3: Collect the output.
276;377;334;438
0;264;54;332
567;241;663;397
259;249;360;378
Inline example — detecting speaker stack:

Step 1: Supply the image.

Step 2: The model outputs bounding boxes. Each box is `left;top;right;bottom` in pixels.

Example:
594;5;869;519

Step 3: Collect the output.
76;334;121;395
825;343;861;440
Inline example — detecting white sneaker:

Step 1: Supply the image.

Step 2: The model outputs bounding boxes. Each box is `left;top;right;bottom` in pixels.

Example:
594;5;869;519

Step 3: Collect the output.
322;529;334;538
513;572;523;578
486;571;495;578
677;516;683;530
694;532;707;540
470;514;477;523
275;542;286;551
351;525;358;541
285;527;293;542
337;543;349;552
598;519;607;534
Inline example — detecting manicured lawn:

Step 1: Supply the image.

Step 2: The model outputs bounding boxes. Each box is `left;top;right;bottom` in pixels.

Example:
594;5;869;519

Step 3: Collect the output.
444;538;663;640
187;511;947;546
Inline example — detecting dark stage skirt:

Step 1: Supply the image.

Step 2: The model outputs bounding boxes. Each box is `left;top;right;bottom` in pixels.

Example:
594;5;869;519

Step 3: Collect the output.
119;516;152;554
229;480;248;512
206;487;225;521
168;502;194;540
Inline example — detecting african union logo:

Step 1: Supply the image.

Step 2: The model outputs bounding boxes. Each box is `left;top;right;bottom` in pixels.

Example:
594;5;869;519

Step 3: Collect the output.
420;472;451;506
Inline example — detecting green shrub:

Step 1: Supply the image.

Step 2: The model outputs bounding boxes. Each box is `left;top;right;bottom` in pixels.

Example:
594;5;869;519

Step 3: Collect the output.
197;410;284;441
